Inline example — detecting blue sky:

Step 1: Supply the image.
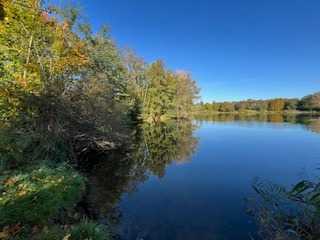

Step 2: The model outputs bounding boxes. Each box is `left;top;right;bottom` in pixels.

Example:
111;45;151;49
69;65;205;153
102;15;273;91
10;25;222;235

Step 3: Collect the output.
56;0;320;102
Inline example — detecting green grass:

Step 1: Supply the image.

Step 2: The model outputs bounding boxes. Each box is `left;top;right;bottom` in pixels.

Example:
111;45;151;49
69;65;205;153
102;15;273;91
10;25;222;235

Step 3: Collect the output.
0;165;85;226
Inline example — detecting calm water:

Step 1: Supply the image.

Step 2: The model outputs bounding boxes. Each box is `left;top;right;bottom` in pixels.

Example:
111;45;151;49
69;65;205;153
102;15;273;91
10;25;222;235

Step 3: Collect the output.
87;115;320;240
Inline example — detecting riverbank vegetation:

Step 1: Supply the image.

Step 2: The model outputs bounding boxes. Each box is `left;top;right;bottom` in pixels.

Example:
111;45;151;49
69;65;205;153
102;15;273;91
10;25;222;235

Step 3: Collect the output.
194;92;320;115
249;178;320;240
0;1;199;239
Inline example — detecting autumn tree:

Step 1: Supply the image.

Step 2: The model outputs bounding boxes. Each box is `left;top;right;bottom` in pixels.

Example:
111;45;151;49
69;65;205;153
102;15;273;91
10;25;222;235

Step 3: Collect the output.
142;61;175;122
0;0;88;123
175;71;199;119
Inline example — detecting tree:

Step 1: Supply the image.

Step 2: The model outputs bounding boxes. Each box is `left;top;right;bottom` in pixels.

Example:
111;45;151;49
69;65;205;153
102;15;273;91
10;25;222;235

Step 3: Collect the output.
299;92;320;111
175;71;199;119
268;99;285;112
284;99;299;111
219;102;235;112
143;61;176;122
0;0;88;123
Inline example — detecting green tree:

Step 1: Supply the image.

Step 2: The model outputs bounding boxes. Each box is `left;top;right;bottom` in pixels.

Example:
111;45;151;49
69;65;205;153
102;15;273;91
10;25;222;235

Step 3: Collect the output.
175;71;199;119
299;92;320;111
284;98;299;111
143;61;176;122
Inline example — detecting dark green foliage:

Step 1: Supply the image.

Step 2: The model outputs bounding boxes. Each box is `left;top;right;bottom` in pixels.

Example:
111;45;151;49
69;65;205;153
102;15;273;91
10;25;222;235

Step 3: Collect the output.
34;221;110;240
34;226;65;240
0;2;4;21
68;221;110;240
0;125;71;172
0;166;85;226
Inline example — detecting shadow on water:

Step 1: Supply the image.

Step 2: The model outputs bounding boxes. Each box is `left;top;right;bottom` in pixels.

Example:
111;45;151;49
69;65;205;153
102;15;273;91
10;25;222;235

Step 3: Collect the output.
85;114;320;239
85;120;199;237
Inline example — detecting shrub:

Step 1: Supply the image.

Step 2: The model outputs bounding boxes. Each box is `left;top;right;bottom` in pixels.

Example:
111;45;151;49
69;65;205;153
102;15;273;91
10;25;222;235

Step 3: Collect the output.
34;226;65;240
0;126;71;172
68;221;111;240
0;165;85;226
33;221;111;240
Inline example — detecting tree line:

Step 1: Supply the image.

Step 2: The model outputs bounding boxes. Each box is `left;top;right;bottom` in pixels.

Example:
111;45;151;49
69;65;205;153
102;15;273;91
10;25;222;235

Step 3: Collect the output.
195;92;320;113
0;0;200;168
0;0;199;129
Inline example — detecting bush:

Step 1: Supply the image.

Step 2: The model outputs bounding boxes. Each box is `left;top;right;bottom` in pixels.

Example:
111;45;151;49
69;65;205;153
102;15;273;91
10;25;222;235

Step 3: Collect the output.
34;226;65;240
68;221;111;240
0;126;72;172
0;165;85;226
34;221;110;240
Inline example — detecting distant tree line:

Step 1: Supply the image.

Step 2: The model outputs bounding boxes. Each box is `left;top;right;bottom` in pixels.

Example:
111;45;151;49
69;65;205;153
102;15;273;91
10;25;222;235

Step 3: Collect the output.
195;92;320;113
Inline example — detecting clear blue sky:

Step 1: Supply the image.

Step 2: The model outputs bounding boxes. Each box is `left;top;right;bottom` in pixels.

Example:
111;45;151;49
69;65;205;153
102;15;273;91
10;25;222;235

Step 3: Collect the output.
57;0;320;102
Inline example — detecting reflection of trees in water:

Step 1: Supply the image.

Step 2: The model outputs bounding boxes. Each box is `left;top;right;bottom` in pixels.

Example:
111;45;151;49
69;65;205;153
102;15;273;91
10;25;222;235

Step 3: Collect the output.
306;119;320;134
86;150;148;222
135;121;198;177
86;120;198;228
86;116;320;238
195;113;320;130
195;113;286;123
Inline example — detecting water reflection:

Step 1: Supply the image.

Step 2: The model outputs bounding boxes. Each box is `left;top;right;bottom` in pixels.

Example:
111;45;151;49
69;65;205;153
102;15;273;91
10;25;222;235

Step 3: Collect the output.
85;115;320;239
306;119;320;134
195;113;320;134
195;113;319;124
86;120;198;230
134;121;198;177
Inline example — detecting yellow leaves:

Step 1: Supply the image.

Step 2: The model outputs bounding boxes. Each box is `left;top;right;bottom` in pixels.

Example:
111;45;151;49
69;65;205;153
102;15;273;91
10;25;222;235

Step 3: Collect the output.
49;24;89;75
0;224;22;239
17;190;27;197
0;230;9;239
63;233;71;240
4;177;17;187
15;76;28;90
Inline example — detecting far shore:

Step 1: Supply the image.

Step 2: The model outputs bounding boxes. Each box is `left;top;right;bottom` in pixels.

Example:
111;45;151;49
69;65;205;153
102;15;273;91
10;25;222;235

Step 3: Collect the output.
193;110;320;115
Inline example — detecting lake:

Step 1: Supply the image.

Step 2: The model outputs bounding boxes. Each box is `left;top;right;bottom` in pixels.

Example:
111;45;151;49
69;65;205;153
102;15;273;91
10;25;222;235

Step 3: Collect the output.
87;114;320;240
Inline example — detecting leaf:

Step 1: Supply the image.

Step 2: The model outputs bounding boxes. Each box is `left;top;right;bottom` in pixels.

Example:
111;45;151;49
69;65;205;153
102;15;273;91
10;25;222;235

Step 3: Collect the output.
290;180;314;196
309;192;320;205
